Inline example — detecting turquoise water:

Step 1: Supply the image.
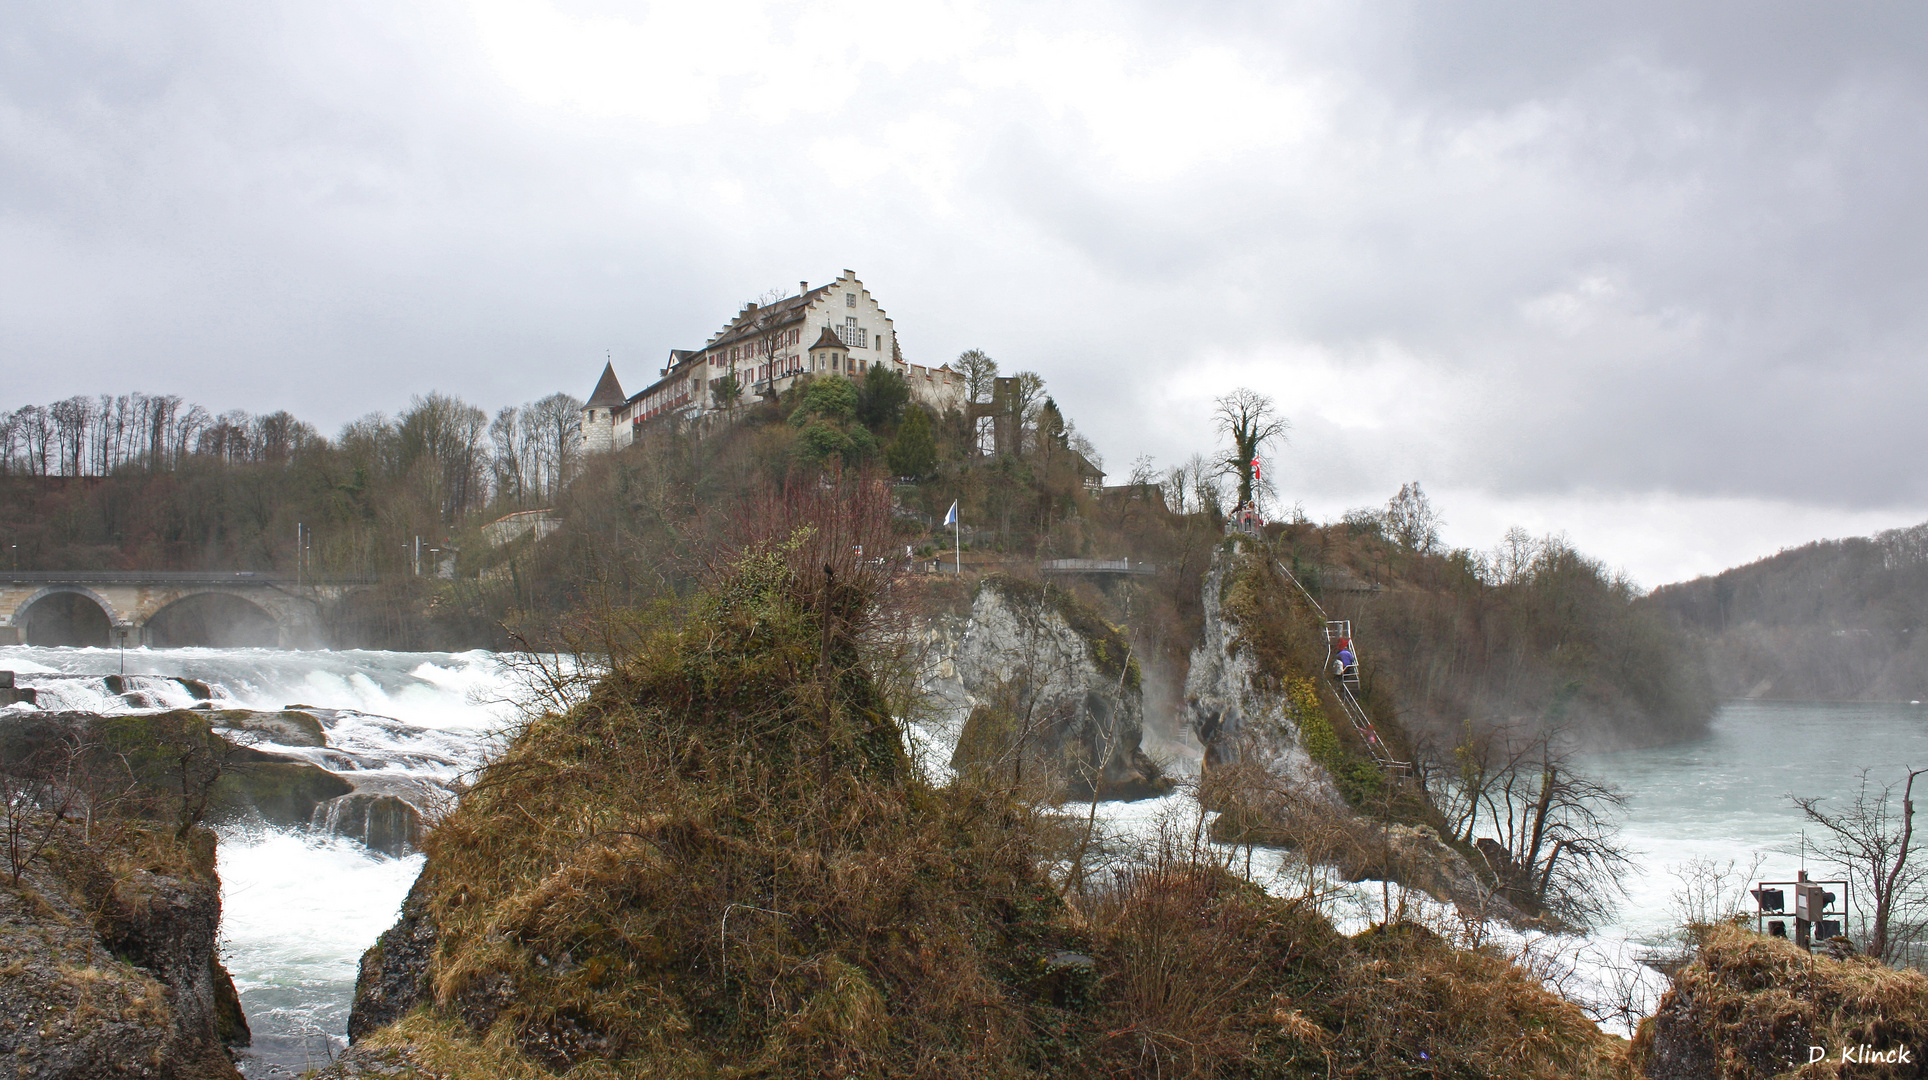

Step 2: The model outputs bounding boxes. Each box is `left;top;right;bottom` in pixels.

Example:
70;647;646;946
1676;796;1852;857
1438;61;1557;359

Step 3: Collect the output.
1588;700;1928;942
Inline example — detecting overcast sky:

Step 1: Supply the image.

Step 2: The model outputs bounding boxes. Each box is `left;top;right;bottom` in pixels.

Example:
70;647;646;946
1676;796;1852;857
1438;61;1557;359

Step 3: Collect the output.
5;1;1927;587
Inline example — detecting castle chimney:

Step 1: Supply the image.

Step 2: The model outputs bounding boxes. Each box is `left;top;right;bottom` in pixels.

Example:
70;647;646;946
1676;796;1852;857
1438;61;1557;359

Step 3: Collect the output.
799;280;808;296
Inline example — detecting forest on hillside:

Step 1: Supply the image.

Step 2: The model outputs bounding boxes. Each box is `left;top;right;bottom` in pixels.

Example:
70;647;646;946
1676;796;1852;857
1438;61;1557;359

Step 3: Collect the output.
1649;522;1928;701
1266;491;1714;750
0;369;1713;748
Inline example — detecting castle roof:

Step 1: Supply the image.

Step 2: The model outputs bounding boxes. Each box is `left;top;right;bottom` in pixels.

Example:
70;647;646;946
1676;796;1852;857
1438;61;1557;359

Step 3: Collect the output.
586;362;626;407
809;326;845;351
704;285;832;352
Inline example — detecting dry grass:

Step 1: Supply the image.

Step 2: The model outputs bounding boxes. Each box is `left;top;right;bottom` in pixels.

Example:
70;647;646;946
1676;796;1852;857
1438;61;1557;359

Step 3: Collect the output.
379;537;1632;1079
1634;923;1928;1079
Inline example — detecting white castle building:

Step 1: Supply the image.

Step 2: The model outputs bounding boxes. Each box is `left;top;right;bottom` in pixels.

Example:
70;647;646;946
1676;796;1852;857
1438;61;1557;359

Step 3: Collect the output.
580;270;965;456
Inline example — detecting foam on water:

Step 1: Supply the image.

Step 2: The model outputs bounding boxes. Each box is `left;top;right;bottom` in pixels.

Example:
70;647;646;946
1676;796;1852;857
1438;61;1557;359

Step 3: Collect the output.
216;828;424;1073
0;645;536;1076
6;643;1922;1052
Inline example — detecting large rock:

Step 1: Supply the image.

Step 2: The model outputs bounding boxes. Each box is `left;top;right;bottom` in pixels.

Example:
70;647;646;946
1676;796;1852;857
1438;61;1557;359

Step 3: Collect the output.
0;710;353;830
0;825;248;1079
1183;543;1337;799
315;792;426;857
1635;924;1928;1079
347;870;438;1043
206;708;328;747
1186;543;1534;925
929;576;1170;798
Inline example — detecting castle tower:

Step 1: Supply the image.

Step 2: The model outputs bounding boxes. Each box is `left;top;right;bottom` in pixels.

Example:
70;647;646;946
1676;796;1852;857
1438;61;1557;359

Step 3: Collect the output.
807;326;852;378
580;361;626;455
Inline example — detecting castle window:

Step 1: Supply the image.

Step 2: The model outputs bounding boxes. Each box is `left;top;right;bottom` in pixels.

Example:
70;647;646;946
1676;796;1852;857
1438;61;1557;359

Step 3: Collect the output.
845;292;855;307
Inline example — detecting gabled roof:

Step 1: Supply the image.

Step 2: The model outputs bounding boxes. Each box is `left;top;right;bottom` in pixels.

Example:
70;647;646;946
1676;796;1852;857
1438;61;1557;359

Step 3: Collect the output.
809;326;845;351
586;362;626;407
705;285;832;351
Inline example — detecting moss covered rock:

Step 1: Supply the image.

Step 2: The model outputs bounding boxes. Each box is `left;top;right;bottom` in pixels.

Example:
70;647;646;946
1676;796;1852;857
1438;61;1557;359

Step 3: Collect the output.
0;822;247;1079
2;710;351;831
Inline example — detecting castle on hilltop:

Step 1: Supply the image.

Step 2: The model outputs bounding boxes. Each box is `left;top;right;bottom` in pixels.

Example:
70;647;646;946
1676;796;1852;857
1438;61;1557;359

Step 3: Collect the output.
580;270;965;456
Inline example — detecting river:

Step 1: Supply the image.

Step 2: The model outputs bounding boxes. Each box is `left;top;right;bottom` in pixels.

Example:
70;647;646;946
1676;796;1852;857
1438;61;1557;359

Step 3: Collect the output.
5;645;1927;1070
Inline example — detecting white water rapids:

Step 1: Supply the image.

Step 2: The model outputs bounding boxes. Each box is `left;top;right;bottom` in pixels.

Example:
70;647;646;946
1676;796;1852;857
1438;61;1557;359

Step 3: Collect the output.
0;645;523;1077
5;644;1924;1069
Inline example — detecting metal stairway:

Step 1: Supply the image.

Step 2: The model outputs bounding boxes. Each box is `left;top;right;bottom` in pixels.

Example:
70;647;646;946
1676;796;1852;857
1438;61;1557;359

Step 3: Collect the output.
1269;556;1412;776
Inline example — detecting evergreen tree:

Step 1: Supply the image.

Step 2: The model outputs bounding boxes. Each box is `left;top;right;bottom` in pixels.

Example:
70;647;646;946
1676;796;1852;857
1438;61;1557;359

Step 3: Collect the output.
887;405;938;478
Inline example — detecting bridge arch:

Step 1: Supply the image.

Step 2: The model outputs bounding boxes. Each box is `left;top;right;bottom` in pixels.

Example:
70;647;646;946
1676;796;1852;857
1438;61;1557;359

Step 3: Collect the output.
13;586;119;647
144;591;283;648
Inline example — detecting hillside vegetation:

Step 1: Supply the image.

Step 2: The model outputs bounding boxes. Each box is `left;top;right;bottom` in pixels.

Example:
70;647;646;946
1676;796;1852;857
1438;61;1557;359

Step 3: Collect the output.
1649;521;1928;702
1;382;1713;758
1267;502;1714;750
333;499;1631;1079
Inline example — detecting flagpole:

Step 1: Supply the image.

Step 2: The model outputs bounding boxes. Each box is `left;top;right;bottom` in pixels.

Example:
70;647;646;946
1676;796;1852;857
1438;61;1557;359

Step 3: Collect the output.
954;514;960;575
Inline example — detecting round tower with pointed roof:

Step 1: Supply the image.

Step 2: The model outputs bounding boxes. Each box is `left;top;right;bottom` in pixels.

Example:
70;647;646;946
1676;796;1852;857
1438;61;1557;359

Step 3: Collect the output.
580;361;626;455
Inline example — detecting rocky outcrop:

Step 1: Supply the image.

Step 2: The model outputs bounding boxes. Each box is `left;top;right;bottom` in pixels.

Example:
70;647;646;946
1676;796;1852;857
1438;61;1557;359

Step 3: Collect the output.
0;825;247;1079
1;709;445;855
206;709;328;747
927;576;1169;798
1187;542;1535;925
1635;924;1928;1079
315;792;425;857
1183;542;1337;801
0;711;353;831
346;871;437;1043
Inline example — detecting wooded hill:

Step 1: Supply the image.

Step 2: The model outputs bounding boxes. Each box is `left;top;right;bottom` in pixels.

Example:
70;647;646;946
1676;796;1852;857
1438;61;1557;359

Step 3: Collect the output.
1;378;1715;753
1268;508;1715;751
1647;521;1928;702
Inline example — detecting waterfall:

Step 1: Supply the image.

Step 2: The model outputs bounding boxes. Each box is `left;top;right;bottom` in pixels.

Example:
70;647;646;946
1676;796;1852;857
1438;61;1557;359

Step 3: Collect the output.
0;644;532;1075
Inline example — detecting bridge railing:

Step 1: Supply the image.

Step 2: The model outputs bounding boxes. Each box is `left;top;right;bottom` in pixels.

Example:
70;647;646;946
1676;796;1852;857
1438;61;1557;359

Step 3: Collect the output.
1039;558;1159;576
0;571;379;585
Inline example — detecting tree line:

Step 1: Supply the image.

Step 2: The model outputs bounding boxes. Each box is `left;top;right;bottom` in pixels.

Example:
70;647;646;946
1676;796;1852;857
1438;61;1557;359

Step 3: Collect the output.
0;389;582;580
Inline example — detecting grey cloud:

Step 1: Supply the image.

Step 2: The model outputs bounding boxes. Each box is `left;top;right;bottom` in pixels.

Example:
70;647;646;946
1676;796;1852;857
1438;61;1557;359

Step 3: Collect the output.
5;1;1928;581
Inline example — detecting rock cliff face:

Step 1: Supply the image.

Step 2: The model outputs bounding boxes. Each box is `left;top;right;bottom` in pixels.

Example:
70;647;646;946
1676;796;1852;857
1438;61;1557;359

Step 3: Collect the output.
1182;544;1338;802
925;576;1168;798
0;827;248;1079
345;870;437;1042
1183;542;1533;924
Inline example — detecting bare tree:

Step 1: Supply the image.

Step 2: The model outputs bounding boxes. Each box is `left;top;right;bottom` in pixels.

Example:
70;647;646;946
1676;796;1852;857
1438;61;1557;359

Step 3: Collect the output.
1212;388;1287;509
521;393;583;497
490;405;527;505
1181;453;1223;518
955;348;998;404
1384;481;1445;554
1791;767;1928;962
49;395;92;475
1433;724;1631;929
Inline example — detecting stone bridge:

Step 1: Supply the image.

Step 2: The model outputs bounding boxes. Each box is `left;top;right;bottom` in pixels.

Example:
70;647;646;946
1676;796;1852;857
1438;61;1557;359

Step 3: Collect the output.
0;572;372;648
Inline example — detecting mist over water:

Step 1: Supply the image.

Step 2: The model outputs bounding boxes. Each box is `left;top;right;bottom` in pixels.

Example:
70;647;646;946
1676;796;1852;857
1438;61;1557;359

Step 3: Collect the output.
1586;701;1928;942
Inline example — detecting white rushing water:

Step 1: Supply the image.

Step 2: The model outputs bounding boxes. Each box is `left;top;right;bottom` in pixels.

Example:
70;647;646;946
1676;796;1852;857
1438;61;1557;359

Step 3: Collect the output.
7;643;1926;1059
0;645;532;1077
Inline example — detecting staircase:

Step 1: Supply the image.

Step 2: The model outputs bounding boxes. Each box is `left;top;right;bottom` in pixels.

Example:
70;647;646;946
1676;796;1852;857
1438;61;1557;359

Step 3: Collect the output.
1270;557;1412;776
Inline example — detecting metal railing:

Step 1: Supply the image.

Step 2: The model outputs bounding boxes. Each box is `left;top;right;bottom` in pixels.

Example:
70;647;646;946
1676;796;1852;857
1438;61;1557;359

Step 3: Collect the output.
0;571;377;585
1267;553;1411;776
1039;558;1159;576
